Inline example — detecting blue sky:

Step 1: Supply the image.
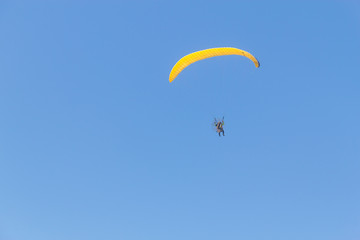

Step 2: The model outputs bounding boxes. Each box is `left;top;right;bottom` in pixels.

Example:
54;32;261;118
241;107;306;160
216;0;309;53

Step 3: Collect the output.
0;1;359;240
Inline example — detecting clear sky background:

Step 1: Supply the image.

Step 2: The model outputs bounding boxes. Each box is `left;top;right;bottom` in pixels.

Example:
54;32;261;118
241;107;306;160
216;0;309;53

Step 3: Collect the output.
0;1;359;240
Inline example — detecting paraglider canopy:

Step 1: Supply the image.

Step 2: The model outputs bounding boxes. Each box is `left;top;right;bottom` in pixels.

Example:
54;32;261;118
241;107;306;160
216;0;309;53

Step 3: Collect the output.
169;47;260;82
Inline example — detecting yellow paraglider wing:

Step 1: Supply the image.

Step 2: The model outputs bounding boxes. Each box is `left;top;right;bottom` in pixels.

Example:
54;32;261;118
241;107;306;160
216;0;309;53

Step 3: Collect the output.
169;47;260;82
